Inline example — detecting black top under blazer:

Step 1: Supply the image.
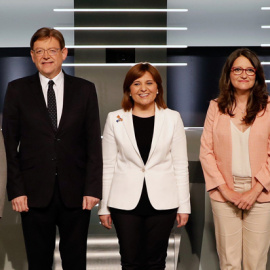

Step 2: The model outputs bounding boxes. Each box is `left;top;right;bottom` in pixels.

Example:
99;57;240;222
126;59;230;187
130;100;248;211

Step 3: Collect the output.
2;72;102;208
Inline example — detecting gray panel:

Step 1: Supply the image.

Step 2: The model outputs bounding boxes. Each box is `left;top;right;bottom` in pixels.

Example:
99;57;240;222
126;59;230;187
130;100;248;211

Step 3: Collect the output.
0;0;74;47
167;0;270;46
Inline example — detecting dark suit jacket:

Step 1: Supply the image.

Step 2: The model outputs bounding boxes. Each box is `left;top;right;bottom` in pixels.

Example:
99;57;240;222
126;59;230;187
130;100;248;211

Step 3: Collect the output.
2;72;102;208
0;131;7;217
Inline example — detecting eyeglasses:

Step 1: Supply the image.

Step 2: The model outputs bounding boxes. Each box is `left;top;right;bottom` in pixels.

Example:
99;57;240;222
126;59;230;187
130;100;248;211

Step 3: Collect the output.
32;48;61;56
231;67;256;76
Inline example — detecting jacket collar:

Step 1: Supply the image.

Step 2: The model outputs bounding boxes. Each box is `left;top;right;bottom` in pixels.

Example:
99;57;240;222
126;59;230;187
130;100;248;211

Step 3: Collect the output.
57;72;73;133
122;103;165;164
29;71;73;134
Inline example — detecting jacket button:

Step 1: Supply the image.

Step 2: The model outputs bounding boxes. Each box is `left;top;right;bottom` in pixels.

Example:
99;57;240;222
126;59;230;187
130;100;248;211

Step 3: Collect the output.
142;168;145;172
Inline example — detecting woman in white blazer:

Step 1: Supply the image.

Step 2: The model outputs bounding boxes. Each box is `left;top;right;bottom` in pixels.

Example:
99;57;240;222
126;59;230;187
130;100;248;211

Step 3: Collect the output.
98;63;190;270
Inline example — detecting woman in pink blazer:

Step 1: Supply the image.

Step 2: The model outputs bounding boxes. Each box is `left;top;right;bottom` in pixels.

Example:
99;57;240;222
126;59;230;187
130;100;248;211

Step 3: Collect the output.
98;63;190;270
200;48;270;270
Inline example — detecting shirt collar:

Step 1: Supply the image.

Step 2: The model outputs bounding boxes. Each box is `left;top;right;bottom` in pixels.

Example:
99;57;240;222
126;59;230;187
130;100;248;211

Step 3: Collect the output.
39;70;64;89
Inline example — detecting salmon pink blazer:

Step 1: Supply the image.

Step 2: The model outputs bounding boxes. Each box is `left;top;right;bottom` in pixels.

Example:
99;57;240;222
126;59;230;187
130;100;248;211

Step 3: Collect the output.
200;99;270;202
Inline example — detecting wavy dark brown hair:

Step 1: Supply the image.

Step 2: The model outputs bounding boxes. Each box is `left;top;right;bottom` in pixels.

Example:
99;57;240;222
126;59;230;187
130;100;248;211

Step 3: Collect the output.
121;63;167;111
218;48;268;124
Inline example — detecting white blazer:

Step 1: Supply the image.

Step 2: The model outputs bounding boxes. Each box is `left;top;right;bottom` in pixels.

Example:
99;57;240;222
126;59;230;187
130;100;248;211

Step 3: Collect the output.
98;104;190;215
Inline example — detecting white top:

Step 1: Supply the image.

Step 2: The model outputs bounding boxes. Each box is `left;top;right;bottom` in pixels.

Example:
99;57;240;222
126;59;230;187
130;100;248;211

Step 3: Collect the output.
39;71;64;127
230;121;251;177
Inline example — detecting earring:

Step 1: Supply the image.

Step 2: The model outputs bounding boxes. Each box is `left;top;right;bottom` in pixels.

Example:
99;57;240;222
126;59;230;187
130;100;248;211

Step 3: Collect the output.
157;91;159;94
130;93;132;97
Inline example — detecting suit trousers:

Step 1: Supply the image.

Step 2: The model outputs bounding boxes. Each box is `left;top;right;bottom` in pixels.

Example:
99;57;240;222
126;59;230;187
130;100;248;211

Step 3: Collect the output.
211;177;270;270
21;181;91;270
111;209;177;270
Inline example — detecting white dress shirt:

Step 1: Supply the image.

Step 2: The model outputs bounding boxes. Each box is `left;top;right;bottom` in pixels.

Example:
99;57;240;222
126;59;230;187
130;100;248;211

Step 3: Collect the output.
39;71;64;127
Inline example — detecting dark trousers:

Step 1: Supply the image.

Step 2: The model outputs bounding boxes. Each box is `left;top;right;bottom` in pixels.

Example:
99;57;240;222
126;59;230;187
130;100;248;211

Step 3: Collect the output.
21;183;91;270
111;210;177;270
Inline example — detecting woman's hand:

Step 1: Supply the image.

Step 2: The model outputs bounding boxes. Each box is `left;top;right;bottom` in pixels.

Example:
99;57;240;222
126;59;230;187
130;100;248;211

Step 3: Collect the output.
236;182;264;210
176;213;189;228
99;214;112;229
218;184;242;205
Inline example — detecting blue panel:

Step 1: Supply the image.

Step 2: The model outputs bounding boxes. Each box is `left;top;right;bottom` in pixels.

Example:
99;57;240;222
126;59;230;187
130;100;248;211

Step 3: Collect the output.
0;52;74;114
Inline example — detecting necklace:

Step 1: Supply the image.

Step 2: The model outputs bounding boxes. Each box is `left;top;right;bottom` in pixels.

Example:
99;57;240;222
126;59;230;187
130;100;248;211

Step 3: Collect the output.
236;100;246;114
235;97;247;115
236;104;246;115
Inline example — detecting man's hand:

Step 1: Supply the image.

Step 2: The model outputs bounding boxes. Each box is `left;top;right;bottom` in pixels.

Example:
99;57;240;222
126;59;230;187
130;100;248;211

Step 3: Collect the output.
82;196;100;210
12;196;29;212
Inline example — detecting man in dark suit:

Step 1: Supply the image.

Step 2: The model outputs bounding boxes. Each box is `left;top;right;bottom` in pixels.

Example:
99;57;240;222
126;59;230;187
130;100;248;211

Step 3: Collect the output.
2;27;102;270
0;131;7;219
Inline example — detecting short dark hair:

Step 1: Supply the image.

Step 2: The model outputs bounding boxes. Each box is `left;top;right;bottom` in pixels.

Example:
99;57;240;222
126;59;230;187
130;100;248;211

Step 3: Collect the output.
218;48;268;124
30;27;65;50
121;63;167;111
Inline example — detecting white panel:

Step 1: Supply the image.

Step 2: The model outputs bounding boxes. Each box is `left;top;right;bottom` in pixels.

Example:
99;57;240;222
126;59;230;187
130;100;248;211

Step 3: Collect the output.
167;0;270;46
0;0;74;47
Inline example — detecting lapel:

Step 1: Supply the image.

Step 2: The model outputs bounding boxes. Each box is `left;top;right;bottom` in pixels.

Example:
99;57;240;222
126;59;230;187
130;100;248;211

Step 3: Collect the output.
122;103;165;165
148;104;164;162
29;73;55;132
29;72;74;134
219;113;233;172
56;72;74;134
122;109;141;159
247;108;266;174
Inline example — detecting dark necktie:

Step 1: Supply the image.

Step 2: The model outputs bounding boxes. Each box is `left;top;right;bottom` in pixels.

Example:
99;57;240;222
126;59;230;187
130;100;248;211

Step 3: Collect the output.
47;80;57;131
